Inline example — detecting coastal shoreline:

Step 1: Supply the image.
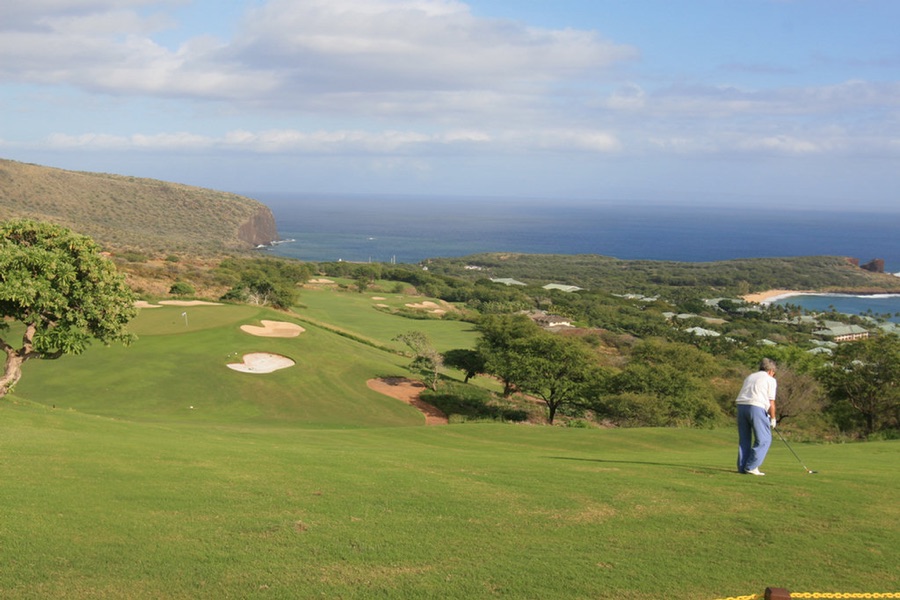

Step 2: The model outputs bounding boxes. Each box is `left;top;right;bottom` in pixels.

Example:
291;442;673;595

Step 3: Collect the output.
741;289;811;304
742;289;900;305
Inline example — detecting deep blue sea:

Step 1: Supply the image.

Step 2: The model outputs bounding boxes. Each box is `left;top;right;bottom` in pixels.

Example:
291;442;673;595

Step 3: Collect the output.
770;294;900;323
257;194;900;320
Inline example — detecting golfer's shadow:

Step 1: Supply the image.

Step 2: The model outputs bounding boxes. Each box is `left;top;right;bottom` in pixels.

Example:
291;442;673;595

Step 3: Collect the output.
547;456;736;474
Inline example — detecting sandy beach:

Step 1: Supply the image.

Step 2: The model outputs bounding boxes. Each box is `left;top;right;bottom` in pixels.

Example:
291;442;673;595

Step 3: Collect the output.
741;289;811;304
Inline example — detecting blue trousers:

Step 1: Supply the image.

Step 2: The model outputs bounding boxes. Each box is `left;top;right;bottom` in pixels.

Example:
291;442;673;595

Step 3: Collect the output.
737;404;771;473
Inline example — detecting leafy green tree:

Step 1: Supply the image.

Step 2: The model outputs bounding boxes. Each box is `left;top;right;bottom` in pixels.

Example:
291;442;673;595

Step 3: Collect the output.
394;331;443;391
602;361;721;427
505;332;598;424
819;335;900;435
0;219;137;397
221;275;297;309
442;348;485;383
353;265;381;293
475;313;541;396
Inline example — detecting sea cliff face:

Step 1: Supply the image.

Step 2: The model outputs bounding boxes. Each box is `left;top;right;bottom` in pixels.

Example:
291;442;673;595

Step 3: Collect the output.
0;158;279;254
238;206;279;246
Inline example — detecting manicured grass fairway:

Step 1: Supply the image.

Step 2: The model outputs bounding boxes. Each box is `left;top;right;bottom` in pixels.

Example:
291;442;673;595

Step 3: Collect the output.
2;300;898;599
297;286;479;353
15;304;421;428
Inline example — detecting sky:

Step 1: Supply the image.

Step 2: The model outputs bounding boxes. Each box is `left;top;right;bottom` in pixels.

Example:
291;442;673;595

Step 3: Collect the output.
2;0;899;209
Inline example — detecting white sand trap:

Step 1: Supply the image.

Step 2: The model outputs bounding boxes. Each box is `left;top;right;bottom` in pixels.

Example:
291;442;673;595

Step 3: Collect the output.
137;300;223;308
227;352;295;373
134;300;162;309
405;301;440;309
240;320;305;338
308;278;334;284
159;300;223;306
372;296;386;300
405;300;446;314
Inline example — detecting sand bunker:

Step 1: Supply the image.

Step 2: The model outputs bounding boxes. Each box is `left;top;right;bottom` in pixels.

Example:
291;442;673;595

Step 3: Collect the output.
160;300;222;306
405;300;446;314
227;353;295;373
134;300;161;309
240;320;305;338
367;378;449;425
307;278;334;284
134;300;223;308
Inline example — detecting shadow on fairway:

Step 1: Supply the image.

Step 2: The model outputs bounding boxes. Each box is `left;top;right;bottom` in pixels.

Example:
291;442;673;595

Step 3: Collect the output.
547;456;737;474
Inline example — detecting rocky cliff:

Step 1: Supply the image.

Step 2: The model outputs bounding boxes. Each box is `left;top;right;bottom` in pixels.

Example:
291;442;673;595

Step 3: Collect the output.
0;158;278;254
238;206;279;247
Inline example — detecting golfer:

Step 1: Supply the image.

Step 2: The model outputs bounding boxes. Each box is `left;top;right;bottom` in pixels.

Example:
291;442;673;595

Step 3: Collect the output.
735;358;777;476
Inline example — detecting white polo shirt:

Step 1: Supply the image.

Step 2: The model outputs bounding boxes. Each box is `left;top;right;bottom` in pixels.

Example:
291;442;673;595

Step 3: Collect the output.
735;370;776;411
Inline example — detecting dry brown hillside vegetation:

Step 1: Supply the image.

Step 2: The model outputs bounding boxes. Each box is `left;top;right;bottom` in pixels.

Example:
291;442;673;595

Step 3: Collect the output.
0;158;278;256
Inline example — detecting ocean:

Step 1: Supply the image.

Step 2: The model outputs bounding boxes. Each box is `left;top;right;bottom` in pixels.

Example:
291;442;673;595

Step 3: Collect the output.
769;294;900;324
257;194;900;320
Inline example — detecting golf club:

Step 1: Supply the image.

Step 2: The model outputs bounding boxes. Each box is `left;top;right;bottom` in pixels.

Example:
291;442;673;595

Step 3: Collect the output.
774;428;817;474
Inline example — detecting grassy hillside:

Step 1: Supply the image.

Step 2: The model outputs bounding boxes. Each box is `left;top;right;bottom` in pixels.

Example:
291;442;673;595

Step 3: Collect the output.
424;253;900;295
0;158;276;255
3;291;898;598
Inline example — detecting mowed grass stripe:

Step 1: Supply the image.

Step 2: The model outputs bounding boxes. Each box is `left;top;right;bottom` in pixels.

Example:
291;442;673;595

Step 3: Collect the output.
2;405;898;599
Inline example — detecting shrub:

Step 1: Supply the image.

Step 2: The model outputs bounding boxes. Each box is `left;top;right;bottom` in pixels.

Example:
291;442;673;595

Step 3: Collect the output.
169;281;195;296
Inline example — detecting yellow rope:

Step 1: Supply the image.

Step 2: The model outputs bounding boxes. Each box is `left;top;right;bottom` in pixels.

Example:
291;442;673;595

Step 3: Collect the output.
793;595;900;599
714;593;900;600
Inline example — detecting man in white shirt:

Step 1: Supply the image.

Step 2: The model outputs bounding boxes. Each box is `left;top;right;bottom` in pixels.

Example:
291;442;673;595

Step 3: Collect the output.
735;358;778;476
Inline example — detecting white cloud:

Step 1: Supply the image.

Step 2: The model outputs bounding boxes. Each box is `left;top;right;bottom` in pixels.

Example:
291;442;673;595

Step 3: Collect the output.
36;125;623;156
0;0;635;114
738;135;825;155
4;0;898;170
234;0;635;95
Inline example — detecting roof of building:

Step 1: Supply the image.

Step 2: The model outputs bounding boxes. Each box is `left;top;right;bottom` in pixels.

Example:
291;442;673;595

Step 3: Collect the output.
490;277;526;286
542;283;583;293
685;326;721;337
813;324;869;338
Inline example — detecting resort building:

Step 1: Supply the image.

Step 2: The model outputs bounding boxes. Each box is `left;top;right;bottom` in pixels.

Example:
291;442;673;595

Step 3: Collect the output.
812;323;869;342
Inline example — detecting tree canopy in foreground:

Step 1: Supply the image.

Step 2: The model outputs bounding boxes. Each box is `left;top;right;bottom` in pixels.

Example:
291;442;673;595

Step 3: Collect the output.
0;219;137;397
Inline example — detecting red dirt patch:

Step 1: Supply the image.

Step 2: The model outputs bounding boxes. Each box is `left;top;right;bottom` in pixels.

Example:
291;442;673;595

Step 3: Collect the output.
366;377;449;425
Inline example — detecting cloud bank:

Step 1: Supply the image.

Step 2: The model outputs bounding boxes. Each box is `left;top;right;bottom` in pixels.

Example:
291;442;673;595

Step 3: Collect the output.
2;0;898;203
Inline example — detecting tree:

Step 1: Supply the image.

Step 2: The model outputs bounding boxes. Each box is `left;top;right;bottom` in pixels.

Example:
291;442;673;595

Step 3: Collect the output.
352;265;380;293
221;275;297;309
0;219;137;397
215;257;310;308
442;348;485;383
475;313;541;396
602;361;720;427
819;335;900;435
504;332;597;424
394;331;443;391
770;364;825;425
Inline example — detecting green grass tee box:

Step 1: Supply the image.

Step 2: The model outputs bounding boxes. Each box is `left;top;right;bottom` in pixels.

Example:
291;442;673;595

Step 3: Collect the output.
0;410;898;600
